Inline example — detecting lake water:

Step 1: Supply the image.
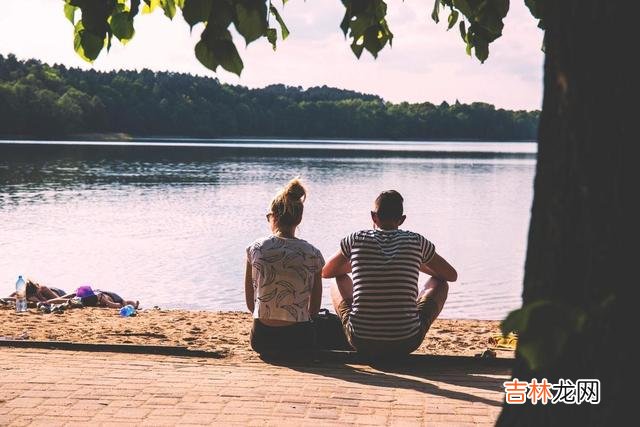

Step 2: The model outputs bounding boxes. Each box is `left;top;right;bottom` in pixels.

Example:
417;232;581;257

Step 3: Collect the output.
0;139;536;320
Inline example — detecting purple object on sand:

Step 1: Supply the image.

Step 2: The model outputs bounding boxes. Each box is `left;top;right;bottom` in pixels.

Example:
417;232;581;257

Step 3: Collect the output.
76;285;95;298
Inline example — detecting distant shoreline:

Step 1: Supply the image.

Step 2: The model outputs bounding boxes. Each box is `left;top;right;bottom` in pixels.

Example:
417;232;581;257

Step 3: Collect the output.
0;138;537;160
0;133;537;144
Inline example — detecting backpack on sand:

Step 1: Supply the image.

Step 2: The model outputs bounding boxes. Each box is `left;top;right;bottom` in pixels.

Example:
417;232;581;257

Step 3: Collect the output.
313;308;352;351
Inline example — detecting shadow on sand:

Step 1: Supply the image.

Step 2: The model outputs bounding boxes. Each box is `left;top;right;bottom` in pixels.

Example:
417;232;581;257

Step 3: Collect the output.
260;352;512;407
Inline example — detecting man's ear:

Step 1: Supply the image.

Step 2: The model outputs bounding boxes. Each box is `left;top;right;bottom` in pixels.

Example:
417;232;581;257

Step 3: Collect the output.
371;211;379;228
397;215;406;226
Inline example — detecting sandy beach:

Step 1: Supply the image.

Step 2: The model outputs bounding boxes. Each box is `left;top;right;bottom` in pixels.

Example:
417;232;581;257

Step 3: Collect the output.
0;305;514;360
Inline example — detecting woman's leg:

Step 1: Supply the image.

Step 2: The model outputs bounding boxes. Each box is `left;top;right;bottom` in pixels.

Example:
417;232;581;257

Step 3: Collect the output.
98;294;123;309
122;300;139;309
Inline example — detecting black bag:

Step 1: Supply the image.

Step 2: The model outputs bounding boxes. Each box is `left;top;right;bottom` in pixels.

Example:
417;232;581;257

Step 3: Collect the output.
313;308;352;351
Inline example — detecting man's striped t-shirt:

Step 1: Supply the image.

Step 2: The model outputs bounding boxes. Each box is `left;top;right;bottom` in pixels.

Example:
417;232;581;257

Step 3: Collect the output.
340;229;436;341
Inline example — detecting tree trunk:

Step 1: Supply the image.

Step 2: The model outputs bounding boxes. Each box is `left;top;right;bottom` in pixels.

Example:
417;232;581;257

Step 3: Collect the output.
497;1;633;425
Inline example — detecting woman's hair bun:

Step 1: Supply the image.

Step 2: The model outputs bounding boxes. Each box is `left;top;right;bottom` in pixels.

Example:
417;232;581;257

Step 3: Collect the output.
269;177;307;228
284;178;306;202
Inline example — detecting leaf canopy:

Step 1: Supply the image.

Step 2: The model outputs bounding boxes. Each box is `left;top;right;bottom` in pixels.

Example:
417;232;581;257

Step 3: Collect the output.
62;0;544;75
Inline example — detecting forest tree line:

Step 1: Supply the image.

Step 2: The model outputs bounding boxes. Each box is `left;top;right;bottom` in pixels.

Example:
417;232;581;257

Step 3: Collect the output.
0;54;539;140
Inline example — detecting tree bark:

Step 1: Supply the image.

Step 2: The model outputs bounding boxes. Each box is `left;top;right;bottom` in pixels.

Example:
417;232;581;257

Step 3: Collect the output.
497;1;633;425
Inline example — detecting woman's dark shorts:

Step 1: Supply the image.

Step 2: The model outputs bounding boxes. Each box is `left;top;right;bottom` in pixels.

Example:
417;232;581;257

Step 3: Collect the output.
250;319;315;357
80;294;99;307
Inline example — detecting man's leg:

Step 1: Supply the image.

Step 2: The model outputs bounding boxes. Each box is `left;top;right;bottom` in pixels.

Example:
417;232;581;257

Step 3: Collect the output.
417;277;449;325
330;274;356;350
330;274;353;314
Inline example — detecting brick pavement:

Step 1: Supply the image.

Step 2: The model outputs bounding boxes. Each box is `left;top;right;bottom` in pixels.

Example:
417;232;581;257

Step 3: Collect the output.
0;348;509;426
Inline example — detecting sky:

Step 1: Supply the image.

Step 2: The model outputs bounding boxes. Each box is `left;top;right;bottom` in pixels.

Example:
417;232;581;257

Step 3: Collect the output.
0;0;544;110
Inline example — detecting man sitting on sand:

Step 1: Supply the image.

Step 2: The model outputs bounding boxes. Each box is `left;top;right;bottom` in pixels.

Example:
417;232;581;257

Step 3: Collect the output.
322;190;457;357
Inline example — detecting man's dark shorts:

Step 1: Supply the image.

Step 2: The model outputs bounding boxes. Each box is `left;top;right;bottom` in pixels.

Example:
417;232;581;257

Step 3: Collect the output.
336;295;440;356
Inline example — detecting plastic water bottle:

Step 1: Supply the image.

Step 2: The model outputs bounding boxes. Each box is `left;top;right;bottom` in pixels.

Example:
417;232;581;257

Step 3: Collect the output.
119;304;136;317
15;275;27;313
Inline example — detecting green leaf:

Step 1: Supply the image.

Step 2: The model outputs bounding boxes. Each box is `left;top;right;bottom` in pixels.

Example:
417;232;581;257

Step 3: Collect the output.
196;26;244;75
110;12;135;41
266;28;277;50
452;0;473;17
269;5;289;40
182;0;212;28
195;40;219;71
142;0;160;13
501;300;587;372
350;39;364;59
73;21;105;62
459;20;466;40
339;12;350;36
235;1;268;45
160;0;177;19
130;0;141;14
431;0;440;23
501;306;528;336
64;4;77;24
447;10;459;30
474;40;489;62
209;0;234;28
213;40;243;75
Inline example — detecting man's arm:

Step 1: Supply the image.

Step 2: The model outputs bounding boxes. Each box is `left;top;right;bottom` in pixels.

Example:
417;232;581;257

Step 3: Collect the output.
322;250;351;279
420;252;458;282
244;259;255;313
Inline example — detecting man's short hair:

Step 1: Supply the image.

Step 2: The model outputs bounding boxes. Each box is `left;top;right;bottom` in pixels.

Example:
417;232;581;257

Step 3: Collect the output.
374;190;404;220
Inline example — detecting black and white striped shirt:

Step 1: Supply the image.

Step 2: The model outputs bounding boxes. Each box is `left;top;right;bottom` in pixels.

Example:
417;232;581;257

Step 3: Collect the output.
340;229;436;341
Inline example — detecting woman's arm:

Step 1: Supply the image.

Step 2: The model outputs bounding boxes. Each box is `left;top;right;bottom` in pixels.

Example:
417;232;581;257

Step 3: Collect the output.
421;252;458;282
308;272;323;318
321;250;351;279
244;259;255;314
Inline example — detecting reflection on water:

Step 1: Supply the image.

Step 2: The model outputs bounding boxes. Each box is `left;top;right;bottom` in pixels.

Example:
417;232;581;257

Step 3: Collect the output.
0;141;535;319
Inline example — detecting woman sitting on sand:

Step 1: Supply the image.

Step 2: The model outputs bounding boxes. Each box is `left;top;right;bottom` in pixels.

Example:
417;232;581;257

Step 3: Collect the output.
245;178;324;357
44;285;139;309
1;279;66;306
